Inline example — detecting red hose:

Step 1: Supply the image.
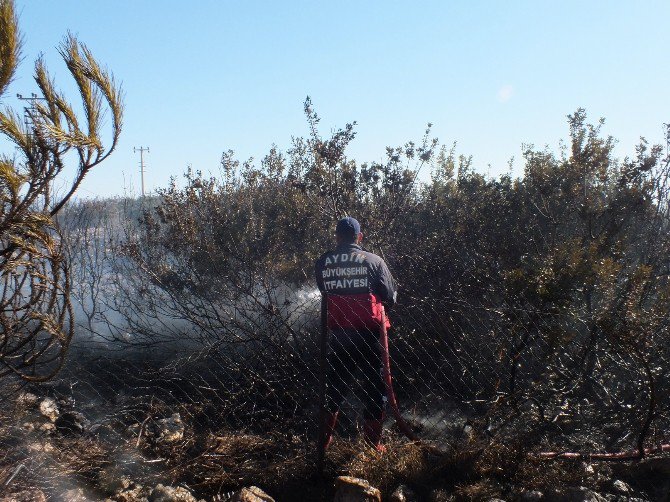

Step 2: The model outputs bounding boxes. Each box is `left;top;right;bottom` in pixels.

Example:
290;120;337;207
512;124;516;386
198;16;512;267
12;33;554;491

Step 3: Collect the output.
379;309;418;441
537;443;670;461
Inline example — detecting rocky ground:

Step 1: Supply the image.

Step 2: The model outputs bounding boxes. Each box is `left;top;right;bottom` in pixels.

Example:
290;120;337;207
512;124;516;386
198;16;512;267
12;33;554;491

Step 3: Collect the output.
2;388;670;501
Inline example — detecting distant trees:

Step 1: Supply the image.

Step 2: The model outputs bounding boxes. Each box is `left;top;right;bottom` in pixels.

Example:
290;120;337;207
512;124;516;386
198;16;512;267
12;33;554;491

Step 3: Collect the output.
0;0;122;381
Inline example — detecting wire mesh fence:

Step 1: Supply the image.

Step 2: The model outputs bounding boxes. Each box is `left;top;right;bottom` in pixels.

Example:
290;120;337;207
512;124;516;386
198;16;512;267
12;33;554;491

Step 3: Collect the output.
3;115;670;500
2;223;669;499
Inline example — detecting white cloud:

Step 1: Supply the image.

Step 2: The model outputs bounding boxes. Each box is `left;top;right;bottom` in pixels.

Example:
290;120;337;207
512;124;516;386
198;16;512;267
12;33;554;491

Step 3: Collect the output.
497;85;514;103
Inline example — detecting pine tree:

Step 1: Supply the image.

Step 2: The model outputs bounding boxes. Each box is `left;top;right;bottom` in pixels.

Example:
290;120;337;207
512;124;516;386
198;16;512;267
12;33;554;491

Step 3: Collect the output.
0;0;123;381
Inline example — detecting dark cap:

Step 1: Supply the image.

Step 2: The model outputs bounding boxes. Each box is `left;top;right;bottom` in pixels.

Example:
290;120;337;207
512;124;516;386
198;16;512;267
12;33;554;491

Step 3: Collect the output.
336;216;361;238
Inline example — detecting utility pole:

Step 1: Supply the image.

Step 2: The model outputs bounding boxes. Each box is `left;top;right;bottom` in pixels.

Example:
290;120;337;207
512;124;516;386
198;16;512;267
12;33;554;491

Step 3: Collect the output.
133;146;149;197
17;93;46;144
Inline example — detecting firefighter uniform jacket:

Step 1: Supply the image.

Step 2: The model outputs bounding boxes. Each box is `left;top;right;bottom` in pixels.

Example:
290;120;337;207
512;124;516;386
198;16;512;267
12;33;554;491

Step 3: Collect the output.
315;243;397;330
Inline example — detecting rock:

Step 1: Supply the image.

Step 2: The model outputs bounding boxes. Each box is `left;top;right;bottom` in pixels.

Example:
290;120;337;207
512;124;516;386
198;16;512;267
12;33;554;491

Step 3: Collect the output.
610;480;631;496
114;478;133;491
0;489;47;502
156;413;184;443
148;484;197;502
545;486;608;502
334;476;381;502
55;411;89;435
26;440;55;453
230;486;275;502
16;392;38;408
114;483;150;502
38;397;59;422
38;422;56;434
61;488;91;501
390;485;418;502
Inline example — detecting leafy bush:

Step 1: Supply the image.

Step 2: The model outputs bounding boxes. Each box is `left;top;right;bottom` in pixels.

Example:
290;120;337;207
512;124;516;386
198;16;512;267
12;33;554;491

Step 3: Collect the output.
115;100;670;455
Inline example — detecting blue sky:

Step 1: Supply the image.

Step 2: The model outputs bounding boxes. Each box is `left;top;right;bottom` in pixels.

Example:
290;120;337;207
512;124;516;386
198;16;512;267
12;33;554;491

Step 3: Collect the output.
3;1;670;198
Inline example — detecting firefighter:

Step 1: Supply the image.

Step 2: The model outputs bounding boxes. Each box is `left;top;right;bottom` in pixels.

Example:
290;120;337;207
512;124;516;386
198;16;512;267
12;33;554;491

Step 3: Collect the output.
315;216;397;452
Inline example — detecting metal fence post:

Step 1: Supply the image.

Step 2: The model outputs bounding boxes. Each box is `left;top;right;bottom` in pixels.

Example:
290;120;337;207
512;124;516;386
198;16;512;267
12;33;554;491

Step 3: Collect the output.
316;294;328;475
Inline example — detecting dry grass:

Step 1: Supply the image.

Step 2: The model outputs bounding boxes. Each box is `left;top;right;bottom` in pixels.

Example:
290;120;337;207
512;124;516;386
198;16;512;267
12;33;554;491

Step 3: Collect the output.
452;479;502;501
321;433;496;500
148;431;316;500
332;436;441;494
137;429;463;500
0;401;658;502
